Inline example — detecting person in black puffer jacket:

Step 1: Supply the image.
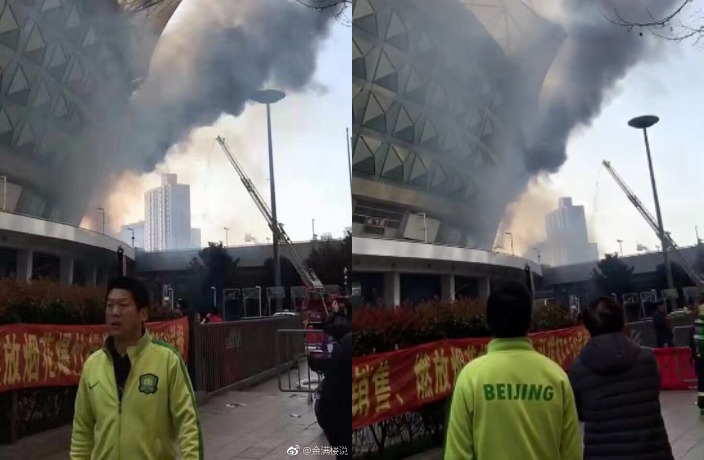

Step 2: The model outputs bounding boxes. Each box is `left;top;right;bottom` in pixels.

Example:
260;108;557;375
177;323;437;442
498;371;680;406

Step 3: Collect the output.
568;296;673;460
316;331;351;458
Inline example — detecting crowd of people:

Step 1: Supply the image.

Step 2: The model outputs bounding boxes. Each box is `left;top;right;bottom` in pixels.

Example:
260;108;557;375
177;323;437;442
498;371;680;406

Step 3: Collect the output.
445;282;704;459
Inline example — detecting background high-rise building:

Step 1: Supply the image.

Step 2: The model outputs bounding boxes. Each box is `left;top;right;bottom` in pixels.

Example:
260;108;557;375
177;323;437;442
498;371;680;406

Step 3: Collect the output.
191;227;201;248
144;174;191;251
544;197;599;266
120;221;145;248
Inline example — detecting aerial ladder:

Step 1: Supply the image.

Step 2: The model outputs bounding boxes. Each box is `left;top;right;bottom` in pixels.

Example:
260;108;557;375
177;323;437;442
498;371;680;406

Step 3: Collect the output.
602;160;704;291
215;136;334;329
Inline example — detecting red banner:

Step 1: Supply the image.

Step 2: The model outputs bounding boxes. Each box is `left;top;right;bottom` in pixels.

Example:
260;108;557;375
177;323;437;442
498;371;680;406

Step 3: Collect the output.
352;326;589;430
0;317;189;393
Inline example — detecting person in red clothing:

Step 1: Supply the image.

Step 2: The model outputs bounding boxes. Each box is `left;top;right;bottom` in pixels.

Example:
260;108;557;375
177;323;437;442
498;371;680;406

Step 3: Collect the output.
200;307;223;324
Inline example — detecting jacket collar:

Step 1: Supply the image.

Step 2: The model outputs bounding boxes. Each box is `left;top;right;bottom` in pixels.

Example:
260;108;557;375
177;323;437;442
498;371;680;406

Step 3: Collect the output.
487;337;534;353
103;328;151;360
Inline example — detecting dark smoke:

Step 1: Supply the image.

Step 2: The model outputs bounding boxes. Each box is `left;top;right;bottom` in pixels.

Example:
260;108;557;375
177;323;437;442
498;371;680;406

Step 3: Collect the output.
55;0;340;223
523;0;677;174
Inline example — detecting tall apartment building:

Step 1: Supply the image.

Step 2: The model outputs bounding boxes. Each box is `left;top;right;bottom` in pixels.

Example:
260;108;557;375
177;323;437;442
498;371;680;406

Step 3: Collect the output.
191;228;202;248
544;197;599;266
144;174;192;251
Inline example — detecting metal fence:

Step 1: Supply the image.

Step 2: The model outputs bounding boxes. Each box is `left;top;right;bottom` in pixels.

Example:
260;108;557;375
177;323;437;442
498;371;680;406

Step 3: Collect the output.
217;285;345;316
192;315;304;393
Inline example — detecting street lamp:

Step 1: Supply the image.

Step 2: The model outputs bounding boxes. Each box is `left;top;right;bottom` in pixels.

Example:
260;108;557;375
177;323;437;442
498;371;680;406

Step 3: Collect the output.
312;219;317;241
417;212;427;242
251;89;286;310
127;227;135;248
0;175;6;211
255;285;262;317
628;115;675;296
617;239;623;256
224;227;230;247
96;207;106;234
210;286;217;310
505;232;514;256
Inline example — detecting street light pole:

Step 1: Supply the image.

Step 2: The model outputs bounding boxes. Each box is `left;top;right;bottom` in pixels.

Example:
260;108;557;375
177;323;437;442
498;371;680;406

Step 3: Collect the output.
506;232;514;256
0;175;6;211
97;207;106;234
127;227;135;248
628;115;675;298
252;89;285;311
418;212;427;242
312;219;316;241
224;227;230;247
617;239;623;256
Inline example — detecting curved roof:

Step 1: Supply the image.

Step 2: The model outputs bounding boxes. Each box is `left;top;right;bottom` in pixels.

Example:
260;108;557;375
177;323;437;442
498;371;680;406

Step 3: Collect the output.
118;0;182;34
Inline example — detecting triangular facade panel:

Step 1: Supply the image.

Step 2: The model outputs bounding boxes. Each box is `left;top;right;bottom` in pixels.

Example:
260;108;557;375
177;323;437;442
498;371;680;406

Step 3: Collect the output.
42;0;62;12
33;80;51;107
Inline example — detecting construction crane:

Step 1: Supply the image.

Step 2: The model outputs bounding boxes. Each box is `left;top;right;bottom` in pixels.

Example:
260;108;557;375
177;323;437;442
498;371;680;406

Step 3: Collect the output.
602;160;704;290
216;136;324;290
215;136;336;336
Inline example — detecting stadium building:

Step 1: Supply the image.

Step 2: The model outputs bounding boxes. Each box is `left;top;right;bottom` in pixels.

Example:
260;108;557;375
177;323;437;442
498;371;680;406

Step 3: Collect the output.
351;0;563;305
0;0;180;284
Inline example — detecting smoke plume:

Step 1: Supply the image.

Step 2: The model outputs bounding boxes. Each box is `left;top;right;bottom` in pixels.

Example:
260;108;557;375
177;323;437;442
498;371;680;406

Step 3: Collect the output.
56;0;340;224
497;177;560;256
522;0;675;173
463;0;678;246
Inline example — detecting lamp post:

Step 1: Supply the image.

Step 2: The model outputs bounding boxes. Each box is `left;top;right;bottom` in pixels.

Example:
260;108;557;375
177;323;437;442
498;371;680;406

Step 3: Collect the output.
312;219;317;241
418;212;427;242
96;207;106;234
252;89;286;310
127;227;135;248
210;286;217;310
628;115;675;297
255;285;262;317
617;239;623;256
505;232;514;256
224;227;230;247
0;175;6;211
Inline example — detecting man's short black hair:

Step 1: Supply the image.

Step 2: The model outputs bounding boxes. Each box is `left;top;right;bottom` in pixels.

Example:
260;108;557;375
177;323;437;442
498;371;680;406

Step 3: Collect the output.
106;277;150;309
486;281;533;338
583;296;625;336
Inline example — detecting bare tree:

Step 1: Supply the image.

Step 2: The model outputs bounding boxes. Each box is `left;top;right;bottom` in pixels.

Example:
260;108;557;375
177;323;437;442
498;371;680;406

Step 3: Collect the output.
295;0;352;26
604;0;704;44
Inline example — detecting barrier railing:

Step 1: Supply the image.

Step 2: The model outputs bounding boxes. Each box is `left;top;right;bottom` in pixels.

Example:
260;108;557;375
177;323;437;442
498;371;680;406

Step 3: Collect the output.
192;315;303;393
275;328;330;403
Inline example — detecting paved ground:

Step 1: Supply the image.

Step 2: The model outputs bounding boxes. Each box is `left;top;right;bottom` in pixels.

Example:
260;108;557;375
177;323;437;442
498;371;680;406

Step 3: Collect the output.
0;366;335;460
407;391;704;460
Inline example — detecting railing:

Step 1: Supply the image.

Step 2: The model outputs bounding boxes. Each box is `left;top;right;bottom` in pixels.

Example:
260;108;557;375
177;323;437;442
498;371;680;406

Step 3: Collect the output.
192;315;304;393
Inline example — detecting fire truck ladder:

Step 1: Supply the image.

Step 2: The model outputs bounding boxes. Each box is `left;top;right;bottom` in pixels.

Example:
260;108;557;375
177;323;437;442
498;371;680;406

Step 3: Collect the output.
215;136;325;291
602;160;704;290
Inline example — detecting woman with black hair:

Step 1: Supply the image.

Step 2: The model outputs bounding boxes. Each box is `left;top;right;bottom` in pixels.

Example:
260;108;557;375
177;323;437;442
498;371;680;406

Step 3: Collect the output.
568;296;672;459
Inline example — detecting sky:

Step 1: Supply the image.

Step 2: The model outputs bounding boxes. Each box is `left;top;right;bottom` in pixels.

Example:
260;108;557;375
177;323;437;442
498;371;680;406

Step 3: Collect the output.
104;1;352;246
548;38;704;258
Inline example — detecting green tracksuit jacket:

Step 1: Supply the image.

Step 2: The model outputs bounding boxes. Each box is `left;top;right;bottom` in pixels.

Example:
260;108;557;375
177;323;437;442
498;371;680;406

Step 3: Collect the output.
70;331;204;460
444;338;582;460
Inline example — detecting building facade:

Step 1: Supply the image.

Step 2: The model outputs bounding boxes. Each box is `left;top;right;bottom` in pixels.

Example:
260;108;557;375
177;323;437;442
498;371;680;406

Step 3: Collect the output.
191;227;201;248
144;174;191;251
351;0;564;249
543;197;599;266
0;0;180;224
351;0;563;306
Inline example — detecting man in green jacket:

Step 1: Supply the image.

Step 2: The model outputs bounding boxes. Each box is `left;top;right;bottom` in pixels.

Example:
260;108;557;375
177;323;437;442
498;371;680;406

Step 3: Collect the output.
70;277;204;460
444;281;582;460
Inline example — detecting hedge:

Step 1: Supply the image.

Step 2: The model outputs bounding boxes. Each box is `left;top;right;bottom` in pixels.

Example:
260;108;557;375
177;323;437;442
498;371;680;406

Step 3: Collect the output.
351;297;580;357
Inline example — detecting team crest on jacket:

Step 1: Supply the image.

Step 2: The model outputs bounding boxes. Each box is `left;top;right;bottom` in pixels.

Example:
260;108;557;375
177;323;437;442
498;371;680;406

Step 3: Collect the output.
138;373;159;394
